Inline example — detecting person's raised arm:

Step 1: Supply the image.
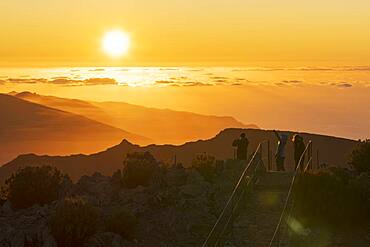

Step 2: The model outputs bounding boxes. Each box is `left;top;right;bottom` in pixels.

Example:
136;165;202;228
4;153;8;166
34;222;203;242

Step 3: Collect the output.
273;130;281;141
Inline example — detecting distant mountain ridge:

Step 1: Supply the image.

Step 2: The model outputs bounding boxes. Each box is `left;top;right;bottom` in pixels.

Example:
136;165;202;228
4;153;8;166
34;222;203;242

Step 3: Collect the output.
0;94;149;165
13;91;258;144
0;128;357;184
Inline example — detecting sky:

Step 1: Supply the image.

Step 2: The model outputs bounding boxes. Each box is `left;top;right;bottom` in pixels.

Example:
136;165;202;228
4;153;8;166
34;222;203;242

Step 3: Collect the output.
0;1;369;140
1;0;370;66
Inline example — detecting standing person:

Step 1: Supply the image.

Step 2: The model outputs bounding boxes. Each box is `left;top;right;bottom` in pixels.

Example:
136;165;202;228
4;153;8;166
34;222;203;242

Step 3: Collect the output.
232;133;249;160
273;130;288;171
292;134;305;171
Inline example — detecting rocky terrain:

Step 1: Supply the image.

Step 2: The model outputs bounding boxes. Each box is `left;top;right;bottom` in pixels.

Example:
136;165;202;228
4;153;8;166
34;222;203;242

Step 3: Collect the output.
0;159;246;247
1;158;369;246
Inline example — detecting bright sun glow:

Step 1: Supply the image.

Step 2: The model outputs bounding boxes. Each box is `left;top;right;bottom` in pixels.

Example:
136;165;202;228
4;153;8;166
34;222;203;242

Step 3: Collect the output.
102;30;130;58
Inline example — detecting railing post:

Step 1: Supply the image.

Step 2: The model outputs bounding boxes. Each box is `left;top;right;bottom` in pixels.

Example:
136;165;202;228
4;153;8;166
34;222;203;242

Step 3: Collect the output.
308;142;312;170
260;143;263;157
202;143;266;247
267;140;271;171
311;143;313;170
316;149;319;169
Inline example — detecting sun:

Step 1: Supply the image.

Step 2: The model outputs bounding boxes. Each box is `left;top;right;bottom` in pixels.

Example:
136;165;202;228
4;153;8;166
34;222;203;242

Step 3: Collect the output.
102;30;130;58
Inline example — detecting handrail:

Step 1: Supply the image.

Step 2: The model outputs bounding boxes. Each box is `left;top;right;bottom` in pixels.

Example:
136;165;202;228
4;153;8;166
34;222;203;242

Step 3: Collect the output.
268;140;313;247
202;141;268;247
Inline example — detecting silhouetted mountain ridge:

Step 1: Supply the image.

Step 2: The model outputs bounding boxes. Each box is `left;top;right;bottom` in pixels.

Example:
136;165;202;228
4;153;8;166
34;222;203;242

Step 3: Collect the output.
13;91;258;144
0;128;357;184
0;93;150;165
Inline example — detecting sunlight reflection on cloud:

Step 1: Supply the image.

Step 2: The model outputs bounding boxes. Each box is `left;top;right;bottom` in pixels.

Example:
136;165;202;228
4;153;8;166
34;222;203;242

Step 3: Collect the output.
0;66;369;88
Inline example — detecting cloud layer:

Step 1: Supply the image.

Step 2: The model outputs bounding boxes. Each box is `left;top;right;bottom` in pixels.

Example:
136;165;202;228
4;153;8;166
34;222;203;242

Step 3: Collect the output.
1;66;367;89
2;77;118;86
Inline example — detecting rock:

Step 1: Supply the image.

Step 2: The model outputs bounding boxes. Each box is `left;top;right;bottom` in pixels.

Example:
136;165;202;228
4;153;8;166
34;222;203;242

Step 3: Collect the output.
164;167;187;186
186;169;205;184
1;200;13;214
42;228;57;247
180;184;206;198
11;231;25;247
0;199;57;246
58;175;74;198
180;169;211;198
75;173;113;206
85;232;128;247
0;158;249;247
0;223;55;247
131;185;146;194
132;192;150;205
117;191;132;205
111;169;123;187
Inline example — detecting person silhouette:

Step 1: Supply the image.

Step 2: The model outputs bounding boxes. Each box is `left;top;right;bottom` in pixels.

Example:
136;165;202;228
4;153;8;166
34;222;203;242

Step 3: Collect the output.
273;130;288;171
232;133;249;160
292;134;305;171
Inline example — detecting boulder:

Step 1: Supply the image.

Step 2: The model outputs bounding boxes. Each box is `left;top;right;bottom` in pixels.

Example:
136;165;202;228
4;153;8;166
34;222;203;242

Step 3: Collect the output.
0;207;56;247
75;173;113;206
1;200;13;215
186;169;205;184
58;175;74;198
41;228;57;247
85;232;129;247
111;170;123;189
164;167;187;187
180;184;206;198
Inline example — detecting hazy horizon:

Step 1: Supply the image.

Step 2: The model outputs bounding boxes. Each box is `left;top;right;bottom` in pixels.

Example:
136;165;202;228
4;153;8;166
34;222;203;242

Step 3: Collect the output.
1;66;369;140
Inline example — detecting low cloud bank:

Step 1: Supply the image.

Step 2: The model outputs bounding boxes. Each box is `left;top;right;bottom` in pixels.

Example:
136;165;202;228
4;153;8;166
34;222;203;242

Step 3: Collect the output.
3;77;118;86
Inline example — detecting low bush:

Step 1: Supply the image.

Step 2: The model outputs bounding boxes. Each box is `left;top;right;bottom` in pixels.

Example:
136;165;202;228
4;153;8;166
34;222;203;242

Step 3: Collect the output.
0;186;7;206
49;198;100;247
1;166;64;209
293;168;370;228
104;207;137;240
122;152;159;188
191;153;216;182
0;198;5;207
349;139;370;174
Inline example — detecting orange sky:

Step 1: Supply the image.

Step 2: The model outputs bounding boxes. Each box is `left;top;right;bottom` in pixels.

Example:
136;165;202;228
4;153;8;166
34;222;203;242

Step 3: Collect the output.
1;0;370;66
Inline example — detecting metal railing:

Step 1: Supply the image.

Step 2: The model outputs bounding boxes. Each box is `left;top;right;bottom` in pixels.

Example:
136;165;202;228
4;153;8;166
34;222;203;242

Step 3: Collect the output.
202;141;269;247
268;140;314;247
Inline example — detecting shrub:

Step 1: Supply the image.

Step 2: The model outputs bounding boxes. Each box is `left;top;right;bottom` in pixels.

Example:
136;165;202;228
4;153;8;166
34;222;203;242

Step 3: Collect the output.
111;169;123;187
104;207;137;240
0;186;7;206
2;166;64;209
349;139;370;174
0;198;5;207
191;153;216;182
49;198;100;247
122;152;159;188
293;168;370;228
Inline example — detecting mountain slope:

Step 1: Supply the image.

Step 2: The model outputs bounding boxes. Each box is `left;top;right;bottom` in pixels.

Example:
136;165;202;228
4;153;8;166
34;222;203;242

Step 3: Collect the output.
0;94;149;165
14;92;258;144
0;128;357;184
